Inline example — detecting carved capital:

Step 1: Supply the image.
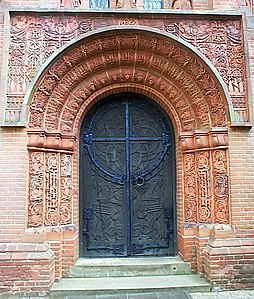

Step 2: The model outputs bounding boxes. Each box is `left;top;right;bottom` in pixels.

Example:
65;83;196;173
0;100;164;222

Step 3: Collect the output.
27;129;76;151
179;128;228;151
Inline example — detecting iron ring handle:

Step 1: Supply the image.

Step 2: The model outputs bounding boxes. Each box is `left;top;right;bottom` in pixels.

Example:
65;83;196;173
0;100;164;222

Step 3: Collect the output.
132;175;145;186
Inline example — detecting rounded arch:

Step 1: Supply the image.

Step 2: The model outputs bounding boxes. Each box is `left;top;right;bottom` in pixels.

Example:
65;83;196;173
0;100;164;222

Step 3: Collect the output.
25;27;231;263
23;26;233;131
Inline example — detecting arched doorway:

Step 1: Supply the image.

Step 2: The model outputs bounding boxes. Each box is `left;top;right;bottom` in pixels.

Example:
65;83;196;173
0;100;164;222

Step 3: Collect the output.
79;93;176;257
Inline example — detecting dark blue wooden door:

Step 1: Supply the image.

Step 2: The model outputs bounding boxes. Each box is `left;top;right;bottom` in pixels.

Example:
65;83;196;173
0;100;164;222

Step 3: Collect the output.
80;94;175;257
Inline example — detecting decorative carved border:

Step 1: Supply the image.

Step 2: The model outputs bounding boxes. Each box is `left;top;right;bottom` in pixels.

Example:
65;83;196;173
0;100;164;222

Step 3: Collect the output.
181;129;230;224
4;14;248;126
28;150;73;228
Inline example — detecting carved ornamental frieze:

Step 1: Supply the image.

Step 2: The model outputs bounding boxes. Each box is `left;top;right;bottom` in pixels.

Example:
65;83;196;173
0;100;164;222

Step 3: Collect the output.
5;14;248;126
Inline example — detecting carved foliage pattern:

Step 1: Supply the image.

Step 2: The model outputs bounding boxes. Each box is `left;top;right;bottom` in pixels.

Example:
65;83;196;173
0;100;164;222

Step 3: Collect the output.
28;152;44;227
212;150;229;224
165;20;248;121
60;154;73;225
7;16;247;124
28;151;73;227
184;153;197;222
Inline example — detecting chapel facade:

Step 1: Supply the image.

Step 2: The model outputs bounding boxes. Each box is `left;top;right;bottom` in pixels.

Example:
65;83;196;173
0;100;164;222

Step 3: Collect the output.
1;0;254;296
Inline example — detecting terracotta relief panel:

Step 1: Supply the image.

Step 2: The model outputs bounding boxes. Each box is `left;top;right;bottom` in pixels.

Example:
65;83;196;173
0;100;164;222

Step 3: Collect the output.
28;150;73;228
184;153;197;222
212;150;229;224
6;15;247;125
196;150;212;223
164;20;247;122
28;152;44;227
182;130;229;225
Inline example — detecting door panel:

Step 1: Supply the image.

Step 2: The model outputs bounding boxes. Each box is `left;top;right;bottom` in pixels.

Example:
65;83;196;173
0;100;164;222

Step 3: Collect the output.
80;94;175;257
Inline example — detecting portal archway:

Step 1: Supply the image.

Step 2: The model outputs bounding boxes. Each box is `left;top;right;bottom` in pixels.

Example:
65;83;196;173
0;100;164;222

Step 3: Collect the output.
26;29;230;272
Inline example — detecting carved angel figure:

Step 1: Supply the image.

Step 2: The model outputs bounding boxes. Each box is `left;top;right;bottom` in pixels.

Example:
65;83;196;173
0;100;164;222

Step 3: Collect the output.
172;0;192;10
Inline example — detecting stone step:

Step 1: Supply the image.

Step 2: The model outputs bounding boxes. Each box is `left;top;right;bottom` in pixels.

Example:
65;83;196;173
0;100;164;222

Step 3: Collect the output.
69;256;192;278
50;274;210;297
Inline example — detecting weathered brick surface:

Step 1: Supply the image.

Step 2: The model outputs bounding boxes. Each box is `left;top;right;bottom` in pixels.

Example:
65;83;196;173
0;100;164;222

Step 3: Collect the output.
204;239;254;290
0;243;55;296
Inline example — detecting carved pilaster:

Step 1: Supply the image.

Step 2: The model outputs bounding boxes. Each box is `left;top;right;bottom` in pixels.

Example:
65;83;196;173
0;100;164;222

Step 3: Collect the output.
212;150;229;224
196;150;212;223
45;153;59;226
59;154;73;225
181;128;230;225
184;153;197;222
27;131;74;228
28;152;44;227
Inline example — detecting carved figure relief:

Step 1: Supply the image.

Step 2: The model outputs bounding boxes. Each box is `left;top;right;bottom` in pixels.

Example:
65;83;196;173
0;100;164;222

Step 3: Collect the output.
172;0;192;10
116;0;136;9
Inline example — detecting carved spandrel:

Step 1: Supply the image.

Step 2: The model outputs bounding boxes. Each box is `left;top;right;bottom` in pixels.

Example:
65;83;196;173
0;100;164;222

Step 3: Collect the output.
164;19;248;122
7;16;93;123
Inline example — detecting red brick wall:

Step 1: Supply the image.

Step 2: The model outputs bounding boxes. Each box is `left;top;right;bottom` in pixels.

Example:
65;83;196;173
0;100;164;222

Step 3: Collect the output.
204;238;254;290
0;243;55;296
0;128;27;241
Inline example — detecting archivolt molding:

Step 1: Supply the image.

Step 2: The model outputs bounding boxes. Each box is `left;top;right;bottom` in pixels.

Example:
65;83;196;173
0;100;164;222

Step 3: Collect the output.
28;30;228;133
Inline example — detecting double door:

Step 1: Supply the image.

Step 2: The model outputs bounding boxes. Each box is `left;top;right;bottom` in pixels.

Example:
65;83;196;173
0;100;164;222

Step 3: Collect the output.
80;94;175;257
